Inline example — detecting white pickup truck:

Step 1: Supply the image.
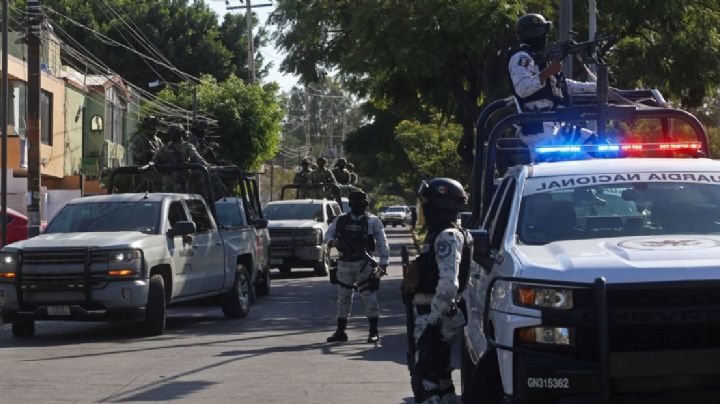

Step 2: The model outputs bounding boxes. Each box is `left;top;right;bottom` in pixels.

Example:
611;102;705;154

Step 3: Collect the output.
0;165;269;337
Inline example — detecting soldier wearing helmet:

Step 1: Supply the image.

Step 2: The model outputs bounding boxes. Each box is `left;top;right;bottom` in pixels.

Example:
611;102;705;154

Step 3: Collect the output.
325;190;389;344
346;162;358;185
508;13;596;157
188;118;224;165
152;124;211;194
332;158;351;185
131;115;164;165
310;156;337;199
293;158;315;198
411;178;472;404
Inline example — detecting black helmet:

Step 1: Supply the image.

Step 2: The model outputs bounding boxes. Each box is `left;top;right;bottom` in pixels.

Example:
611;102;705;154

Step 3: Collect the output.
317;157;327;164
348;190;369;213
301;158;311;166
418;177;467;211
191;118;208;132
516;13;552;42
347;162;355;171
335;158;347;167
167;123;187;142
141;115;160;129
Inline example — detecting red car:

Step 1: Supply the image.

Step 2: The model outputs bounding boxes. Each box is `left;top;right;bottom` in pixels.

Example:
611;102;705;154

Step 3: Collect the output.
1;208;46;245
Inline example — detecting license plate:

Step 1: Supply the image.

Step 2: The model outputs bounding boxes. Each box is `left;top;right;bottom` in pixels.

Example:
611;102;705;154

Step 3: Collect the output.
47;305;71;316
271;258;284;265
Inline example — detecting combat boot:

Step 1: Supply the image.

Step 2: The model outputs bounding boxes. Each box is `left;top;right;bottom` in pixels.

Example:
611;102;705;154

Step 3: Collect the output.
367;316;380;343
326;318;348;342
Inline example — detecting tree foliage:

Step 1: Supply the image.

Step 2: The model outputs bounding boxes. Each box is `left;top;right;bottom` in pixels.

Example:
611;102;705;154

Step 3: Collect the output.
272;0;720;194
46;0;269;86
155;76;284;170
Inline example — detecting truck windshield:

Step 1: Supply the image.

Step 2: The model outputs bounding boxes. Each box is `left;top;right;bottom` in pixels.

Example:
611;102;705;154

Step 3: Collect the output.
518;174;720;244
264;203;323;221
46;202;161;234
387;207;406;212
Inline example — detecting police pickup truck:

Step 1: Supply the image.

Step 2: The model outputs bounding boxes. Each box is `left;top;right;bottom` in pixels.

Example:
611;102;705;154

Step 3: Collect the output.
0;164;269;337
461;86;720;403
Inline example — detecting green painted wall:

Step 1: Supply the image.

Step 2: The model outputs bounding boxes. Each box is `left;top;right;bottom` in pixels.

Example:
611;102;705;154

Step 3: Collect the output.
64;85;85;176
83;91;106;159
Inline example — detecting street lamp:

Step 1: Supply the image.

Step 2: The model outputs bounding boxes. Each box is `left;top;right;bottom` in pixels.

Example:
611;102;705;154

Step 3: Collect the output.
148;79;197;121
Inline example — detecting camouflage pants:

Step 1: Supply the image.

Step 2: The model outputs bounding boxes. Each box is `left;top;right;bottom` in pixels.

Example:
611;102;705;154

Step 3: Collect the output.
336;260;379;319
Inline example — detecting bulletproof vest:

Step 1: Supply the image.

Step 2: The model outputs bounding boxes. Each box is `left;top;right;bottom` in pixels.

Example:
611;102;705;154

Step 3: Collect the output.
164;144;186;165
507;44;568;134
335;213;375;260
416;224;473;295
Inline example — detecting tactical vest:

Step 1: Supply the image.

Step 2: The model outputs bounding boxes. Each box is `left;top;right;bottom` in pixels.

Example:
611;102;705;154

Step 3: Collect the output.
416;225;473;295
507;44;569;134
335;213;375;260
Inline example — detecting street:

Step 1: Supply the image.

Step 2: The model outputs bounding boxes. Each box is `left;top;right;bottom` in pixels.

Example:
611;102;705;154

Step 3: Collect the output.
0;227;443;403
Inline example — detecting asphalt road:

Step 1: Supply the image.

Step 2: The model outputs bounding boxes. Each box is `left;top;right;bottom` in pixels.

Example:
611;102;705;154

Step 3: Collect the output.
0;227;447;403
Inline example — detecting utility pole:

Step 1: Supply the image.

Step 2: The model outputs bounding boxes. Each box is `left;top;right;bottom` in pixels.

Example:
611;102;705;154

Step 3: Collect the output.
304;88;310;157
1;0;9;246
226;1;272;84
589;0;597;74
559;0;573;79
27;0;42;237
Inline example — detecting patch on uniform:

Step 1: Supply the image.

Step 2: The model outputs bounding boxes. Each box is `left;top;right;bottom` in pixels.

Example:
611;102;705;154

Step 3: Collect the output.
437;241;452;258
518;56;532;69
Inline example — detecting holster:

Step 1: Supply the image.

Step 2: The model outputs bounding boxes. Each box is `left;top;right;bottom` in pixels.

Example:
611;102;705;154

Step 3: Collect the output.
329;266;339;285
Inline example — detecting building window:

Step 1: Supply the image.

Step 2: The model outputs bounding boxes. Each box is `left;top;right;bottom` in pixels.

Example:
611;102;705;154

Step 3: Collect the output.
105;87;127;145
41;91;52;145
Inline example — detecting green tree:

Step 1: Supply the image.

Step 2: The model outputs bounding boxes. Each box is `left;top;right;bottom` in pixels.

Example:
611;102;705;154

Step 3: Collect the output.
154;76;284;170
45;0;269;86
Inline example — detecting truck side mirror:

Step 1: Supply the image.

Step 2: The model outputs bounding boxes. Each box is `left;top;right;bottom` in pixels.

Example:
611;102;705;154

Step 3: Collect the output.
167;221;196;237
253;218;268;229
468;229;490;261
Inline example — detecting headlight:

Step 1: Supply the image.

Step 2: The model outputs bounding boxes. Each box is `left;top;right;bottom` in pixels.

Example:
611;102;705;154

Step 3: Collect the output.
517;326;573;346
110;250;141;263
514;284;574;310
0;252;17;280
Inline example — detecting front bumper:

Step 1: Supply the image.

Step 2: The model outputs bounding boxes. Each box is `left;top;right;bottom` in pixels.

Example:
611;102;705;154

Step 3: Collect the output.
269;244;323;267
0;279;149;322
514;349;720;403
485;277;720;404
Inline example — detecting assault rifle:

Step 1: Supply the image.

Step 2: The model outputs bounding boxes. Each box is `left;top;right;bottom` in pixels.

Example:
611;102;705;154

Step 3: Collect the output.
532;34;614;65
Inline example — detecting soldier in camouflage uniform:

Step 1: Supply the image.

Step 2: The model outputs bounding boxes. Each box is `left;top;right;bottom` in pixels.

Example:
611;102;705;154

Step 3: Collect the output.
309;157;337;199
411;178;471;404
131;116;164;166
293;158;314;198
332;158;351;185
188;118;224;165
347;162;358;185
152;124;209;194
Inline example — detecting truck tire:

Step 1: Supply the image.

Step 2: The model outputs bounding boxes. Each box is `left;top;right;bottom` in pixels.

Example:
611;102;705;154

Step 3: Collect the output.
221;265;251;318
462;346;504;403
144;274;166;336
314;246;330;277
11;319;35;338
255;267;271;297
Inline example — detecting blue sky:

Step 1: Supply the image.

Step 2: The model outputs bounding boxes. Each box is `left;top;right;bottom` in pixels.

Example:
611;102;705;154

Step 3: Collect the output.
208;0;300;92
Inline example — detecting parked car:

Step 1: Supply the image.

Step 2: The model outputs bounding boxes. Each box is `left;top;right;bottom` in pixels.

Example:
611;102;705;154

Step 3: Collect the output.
379;205;411;227
265;199;341;276
0;208;47;244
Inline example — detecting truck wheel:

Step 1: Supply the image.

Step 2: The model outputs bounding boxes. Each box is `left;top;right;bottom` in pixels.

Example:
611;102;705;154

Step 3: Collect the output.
11;319;35;338
144;274;166;336
462;346;504;403
314;246;330;277
255;267;271;297
222;265;251;318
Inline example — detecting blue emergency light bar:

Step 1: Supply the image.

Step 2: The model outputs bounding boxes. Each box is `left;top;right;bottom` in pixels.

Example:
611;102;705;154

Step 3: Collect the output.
536;142;703;155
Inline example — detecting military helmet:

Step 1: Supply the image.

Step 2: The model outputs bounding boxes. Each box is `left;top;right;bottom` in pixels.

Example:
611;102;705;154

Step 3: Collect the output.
418;177;467;211
516;13;552;42
317;157;327;164
301;158;311;166
335;158;347;167
347;163;355;170
191;118;208;132
167;123;187;142
141;115;161;129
